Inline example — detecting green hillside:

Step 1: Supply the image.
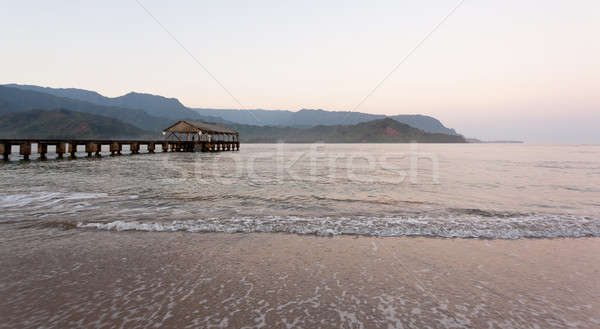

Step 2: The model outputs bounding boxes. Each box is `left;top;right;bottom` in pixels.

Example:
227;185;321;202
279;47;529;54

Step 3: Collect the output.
0;108;465;143
234;118;466;143
0;109;156;139
0;86;176;132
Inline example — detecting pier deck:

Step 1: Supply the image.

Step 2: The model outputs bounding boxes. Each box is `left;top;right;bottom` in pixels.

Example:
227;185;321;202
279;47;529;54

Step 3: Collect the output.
0;139;239;161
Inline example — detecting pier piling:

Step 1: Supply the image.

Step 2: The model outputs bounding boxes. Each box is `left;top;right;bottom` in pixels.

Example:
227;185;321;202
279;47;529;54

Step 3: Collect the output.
1;143;8;161
37;143;48;160
85;142;98;157
69;143;77;158
0;137;239;162
131;142;140;154
20;142;31;160
56;142;66;158
110;142;120;156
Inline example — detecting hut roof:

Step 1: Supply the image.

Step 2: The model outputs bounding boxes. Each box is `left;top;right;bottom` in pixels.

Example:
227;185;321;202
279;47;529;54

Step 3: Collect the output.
163;120;238;135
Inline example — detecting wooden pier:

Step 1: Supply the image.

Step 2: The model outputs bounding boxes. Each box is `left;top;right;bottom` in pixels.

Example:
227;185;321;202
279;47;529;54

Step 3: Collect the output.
1;121;241;161
0;139;239;161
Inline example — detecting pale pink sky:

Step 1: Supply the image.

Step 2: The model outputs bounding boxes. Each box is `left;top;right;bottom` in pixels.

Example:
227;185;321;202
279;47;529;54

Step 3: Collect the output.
2;0;599;142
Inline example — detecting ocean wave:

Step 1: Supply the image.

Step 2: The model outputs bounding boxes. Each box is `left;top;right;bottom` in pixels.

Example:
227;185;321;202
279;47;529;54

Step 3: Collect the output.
76;215;600;239
0;192;109;209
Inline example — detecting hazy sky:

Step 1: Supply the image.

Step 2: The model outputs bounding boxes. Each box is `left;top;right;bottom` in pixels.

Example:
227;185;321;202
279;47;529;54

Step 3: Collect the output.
2;0;599;142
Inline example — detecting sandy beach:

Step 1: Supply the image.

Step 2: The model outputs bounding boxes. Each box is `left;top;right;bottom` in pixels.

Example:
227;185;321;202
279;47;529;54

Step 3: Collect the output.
1;229;598;328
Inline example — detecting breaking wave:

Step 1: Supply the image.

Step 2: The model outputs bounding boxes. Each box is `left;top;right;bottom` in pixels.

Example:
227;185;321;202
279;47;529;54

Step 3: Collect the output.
0;192;108;208
77;215;600;239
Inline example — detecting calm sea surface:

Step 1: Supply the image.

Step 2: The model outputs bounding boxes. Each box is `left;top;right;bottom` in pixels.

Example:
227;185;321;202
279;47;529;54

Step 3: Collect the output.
1;143;599;239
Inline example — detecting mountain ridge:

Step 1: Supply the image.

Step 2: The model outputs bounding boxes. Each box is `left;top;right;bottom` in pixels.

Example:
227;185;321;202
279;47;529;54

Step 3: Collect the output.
4;84;459;136
3;84;222;122
193;108;458;135
232;118;465;143
0;109;465;143
0;86;174;132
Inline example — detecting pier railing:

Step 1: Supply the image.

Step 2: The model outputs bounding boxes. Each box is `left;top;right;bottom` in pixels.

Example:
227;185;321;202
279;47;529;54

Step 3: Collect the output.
0;139;240;160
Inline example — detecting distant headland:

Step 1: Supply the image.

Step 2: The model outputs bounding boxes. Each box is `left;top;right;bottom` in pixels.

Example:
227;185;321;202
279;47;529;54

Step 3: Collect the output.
466;138;524;144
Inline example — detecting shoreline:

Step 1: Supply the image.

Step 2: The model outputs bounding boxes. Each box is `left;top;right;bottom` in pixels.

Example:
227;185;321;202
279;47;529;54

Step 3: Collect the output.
2;230;598;328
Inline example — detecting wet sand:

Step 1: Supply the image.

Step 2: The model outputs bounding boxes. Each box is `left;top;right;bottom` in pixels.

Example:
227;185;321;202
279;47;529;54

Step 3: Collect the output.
1;230;599;328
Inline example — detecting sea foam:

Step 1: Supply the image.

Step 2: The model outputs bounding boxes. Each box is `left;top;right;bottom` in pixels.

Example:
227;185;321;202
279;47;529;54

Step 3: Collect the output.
77;214;600;239
0;192;108;208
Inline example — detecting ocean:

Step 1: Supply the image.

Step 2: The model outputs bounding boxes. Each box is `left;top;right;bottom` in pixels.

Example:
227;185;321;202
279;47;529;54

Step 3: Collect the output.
2;143;599;238
1;143;599;328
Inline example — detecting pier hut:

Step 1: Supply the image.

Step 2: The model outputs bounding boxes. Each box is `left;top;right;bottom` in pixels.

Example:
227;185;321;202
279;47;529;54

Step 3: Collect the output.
162;121;239;152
